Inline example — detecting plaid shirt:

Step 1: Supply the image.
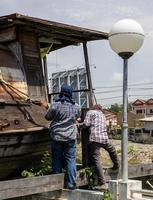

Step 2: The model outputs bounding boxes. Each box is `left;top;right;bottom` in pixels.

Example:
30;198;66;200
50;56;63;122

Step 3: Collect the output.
84;109;109;144
45;101;81;141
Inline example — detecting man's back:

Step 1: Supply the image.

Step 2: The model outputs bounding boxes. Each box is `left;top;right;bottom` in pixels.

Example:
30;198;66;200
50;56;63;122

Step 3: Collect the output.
84;109;109;144
45;101;81;141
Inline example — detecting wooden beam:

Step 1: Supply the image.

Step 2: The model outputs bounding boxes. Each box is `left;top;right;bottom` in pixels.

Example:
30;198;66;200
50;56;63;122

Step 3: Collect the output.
105;163;153;182
0;172;88;199
49;89;92;95
0;174;64;199
20;25;84;43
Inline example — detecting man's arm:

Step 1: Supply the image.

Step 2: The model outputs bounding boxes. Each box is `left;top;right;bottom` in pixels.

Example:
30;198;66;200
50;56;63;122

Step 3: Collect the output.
78;111;91;129
45;103;57;121
84;111;91;127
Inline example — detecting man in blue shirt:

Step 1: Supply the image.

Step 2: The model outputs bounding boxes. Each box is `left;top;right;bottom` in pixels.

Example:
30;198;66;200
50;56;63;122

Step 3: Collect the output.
45;84;81;189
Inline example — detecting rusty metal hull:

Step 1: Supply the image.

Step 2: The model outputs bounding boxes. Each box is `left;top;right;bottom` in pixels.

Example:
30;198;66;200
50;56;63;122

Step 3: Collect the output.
0;102;51;180
0;128;50;180
0;15;51;180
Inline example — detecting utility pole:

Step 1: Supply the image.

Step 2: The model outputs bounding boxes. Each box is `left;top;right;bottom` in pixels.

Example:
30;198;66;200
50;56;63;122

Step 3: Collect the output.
83;42;94;108
82;41;94;167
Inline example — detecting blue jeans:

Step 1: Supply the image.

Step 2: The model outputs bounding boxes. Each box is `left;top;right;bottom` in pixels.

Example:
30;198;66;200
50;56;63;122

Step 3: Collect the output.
51;140;76;188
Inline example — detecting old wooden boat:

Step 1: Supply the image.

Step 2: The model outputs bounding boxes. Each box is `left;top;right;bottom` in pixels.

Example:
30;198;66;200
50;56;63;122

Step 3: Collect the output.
0;13;108;179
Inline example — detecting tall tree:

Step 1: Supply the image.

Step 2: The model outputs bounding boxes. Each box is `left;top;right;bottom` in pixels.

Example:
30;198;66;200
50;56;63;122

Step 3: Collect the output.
109;103;122;113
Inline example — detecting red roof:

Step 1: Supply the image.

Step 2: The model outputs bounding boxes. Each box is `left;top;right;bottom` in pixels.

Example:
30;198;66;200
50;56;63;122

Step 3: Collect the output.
146;98;153;105
132;99;146;106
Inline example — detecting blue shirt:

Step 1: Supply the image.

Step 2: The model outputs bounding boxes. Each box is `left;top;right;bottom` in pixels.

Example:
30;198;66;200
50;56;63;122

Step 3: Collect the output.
45;101;81;141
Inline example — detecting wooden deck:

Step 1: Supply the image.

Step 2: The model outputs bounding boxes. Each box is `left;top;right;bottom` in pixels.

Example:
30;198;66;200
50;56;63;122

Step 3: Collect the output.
0;163;153;199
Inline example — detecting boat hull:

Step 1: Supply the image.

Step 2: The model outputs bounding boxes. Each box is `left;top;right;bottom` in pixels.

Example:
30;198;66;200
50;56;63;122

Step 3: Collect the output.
0;128;50;180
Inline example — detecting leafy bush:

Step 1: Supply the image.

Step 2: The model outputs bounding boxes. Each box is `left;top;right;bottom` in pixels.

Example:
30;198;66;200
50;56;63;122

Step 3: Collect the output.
128;144;135;154
21;151;51;177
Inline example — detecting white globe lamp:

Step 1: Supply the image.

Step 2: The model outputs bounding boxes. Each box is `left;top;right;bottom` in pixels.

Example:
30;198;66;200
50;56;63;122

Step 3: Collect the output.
109;19;144;58
108;19;144;184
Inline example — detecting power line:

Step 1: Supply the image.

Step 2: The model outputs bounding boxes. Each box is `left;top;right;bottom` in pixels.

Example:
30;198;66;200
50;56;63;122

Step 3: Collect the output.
94;87;153;94
129;88;153;91
95;81;153;89
97;96;122;100
129;95;153;97
97;94;153;101
95;89;121;94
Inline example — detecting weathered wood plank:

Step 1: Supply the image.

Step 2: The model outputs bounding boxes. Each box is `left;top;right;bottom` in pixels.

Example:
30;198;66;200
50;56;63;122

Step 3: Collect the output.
0;163;153;199
0;172;88;199
0;174;64;199
105;163;153;182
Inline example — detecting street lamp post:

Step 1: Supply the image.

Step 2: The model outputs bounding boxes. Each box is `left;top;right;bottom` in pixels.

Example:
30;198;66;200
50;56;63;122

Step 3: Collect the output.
108;19;145;182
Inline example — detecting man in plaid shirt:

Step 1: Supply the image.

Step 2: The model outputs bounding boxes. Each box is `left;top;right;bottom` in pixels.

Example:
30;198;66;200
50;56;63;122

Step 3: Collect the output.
83;104;119;188
45;84;81;190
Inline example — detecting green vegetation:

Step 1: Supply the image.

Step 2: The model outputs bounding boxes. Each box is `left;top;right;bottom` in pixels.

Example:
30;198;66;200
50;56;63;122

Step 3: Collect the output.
129;157;141;165
79;167;98;186
109;103;132;113
109;103;122;113
116;148;121;154
128;144;135;154
102;189;112;200
21;151;51;177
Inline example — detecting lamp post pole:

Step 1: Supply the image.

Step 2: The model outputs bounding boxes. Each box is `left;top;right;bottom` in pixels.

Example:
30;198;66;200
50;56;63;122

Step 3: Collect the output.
119;52;133;181
108;19;144;198
122;57;128;181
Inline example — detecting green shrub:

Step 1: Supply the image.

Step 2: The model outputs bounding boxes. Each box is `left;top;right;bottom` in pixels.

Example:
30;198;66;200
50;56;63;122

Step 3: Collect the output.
21;151;51;177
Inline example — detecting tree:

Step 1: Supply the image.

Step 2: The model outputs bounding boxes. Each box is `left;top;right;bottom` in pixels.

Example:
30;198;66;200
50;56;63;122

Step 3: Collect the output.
109;102;132;113
109;103;122;113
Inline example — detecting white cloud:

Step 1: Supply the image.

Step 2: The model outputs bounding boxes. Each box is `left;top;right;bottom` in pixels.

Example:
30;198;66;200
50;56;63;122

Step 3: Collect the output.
112;72;123;82
115;5;141;17
63;9;94;22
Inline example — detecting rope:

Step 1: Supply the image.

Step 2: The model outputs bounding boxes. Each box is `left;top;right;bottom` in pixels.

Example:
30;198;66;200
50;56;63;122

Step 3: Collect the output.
0;79;45;127
0;78;29;98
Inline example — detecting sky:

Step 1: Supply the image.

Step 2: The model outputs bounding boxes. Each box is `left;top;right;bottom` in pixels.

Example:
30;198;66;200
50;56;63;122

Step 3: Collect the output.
1;0;153;107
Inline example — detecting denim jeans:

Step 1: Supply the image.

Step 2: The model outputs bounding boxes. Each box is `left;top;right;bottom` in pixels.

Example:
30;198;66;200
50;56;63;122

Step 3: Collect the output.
51;139;76;188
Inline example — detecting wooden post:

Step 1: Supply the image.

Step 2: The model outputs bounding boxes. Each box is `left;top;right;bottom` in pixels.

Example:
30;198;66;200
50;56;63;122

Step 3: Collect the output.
83;42;94;108
81;108;91;167
82;42;94;167
43;56;49;102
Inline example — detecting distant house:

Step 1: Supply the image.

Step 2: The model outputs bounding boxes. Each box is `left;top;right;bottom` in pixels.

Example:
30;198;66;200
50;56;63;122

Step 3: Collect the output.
131;117;153;143
139;117;153;133
103;109;117;126
117;111;145;128
132;98;153;116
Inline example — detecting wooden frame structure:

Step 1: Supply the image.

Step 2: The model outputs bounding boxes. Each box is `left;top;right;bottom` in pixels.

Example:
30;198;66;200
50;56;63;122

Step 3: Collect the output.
0;13;108;179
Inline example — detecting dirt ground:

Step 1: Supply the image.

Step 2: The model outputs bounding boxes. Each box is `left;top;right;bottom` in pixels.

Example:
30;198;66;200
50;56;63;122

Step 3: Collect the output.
76;139;153;167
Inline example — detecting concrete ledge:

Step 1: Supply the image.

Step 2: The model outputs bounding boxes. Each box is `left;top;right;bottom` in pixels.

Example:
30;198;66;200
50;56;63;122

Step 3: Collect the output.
61;189;103;200
109;179;142;200
26;189;104;200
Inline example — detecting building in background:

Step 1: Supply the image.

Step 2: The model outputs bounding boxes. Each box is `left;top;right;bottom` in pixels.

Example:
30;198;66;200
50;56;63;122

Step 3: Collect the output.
132;98;153;116
48;67;88;108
